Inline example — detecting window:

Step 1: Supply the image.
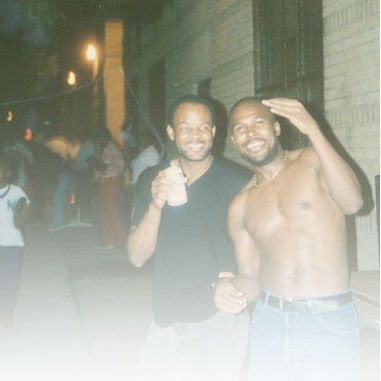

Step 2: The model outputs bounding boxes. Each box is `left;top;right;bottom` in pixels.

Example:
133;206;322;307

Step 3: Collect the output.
253;0;323;149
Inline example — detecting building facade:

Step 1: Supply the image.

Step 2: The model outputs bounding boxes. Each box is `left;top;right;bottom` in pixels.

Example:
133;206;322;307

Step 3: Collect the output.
126;0;380;271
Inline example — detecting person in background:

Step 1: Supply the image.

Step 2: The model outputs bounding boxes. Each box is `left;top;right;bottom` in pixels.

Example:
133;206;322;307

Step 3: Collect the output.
0;153;31;326
72;131;96;225
127;94;251;381
121;120;138;162
3;127;34;193
48;160;73;232
130;129;161;186
94;128;126;250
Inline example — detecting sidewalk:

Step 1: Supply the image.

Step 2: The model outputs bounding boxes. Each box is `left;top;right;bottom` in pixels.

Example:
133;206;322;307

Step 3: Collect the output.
0;223;153;381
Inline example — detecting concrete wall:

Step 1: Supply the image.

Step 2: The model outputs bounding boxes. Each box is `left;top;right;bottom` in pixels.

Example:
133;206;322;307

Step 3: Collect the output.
133;0;379;269
323;0;380;270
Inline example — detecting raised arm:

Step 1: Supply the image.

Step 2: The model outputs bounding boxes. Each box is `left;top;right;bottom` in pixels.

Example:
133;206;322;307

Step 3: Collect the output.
214;192;260;314
263;98;363;214
127;167;183;267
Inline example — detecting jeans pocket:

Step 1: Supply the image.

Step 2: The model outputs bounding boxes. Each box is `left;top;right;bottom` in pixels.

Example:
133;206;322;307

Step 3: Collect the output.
319;303;358;335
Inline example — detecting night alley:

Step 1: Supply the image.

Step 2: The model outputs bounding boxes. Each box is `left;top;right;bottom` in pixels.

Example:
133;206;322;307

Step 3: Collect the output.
0;223;153;381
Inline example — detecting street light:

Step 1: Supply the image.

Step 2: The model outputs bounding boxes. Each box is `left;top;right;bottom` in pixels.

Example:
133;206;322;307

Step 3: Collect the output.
67;71;76;86
85;43;99;127
86;43;97;62
6;110;13;122
85;43;99;80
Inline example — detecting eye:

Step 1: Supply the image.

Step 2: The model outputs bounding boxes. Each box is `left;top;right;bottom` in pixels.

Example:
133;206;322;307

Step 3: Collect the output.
254;118;264;125
233;125;244;134
178;124;189;133
200;124;211;132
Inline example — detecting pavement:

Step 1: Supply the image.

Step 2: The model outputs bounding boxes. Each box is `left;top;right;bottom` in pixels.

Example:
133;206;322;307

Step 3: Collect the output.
1;220;379;381
0;222;153;381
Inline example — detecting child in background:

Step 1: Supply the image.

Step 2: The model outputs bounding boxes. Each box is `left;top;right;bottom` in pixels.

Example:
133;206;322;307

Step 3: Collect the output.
0;154;30;326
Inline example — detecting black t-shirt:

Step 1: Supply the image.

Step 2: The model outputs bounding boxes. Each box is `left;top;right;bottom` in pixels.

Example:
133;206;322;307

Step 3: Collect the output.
131;157;252;327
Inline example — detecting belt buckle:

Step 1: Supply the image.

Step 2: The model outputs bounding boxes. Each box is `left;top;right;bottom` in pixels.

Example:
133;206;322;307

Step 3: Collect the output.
285;298;309;313
280;298;304;312
293;299;308;313
279;298;291;311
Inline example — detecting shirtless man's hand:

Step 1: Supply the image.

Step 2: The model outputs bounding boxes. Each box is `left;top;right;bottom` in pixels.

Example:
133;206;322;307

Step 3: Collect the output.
213;271;248;314
226;95;364;380
262;98;319;136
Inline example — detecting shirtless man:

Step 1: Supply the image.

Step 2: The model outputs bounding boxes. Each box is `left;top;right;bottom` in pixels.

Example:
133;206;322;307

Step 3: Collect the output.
214;97;363;381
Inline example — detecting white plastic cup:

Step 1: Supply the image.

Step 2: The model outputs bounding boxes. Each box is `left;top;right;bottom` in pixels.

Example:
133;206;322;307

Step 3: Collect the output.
166;166;188;206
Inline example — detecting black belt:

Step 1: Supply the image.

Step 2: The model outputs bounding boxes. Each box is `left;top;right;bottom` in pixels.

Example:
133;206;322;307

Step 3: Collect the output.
259;290;353;313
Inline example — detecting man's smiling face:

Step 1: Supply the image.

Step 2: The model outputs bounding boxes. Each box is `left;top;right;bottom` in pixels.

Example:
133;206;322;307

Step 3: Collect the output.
167;102;216;163
230;101;281;167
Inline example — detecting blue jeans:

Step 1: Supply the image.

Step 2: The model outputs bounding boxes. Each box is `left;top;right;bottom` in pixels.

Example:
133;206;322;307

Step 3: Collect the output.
0;246;22;316
52;168;73;228
249;291;360;381
139;311;249;381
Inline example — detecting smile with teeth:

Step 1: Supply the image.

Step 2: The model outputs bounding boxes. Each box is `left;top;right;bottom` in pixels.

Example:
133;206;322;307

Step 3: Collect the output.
187;142;205;151
245;140;266;153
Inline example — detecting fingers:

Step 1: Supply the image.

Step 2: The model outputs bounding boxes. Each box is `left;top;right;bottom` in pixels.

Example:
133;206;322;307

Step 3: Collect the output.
262;98;318;135
262;98;302;116
151;167;187;209
214;280;247;314
218;271;235;279
262;98;300;108
151;175;171;209
169;158;180;167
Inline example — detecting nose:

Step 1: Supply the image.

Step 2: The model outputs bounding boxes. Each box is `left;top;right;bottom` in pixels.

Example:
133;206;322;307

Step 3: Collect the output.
189;127;202;140
246;125;256;138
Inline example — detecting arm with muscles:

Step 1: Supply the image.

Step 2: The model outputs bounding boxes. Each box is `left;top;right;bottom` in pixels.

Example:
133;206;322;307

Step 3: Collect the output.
127;169;175;267
213;193;260;314
263;98;363;214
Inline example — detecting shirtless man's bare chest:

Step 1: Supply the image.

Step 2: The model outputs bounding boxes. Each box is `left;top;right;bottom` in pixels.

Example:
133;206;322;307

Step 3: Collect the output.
243;149;349;297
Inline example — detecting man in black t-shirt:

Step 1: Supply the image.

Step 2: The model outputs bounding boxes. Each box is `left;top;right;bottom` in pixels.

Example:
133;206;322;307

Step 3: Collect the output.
127;94;251;381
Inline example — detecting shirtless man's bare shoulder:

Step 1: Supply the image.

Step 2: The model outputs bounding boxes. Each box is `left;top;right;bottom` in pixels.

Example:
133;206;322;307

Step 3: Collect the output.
214;97;363;310
214;96;363;381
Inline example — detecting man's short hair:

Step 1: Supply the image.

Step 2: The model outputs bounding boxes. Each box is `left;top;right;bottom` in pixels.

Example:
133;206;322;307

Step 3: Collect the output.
229;96;276;131
167;94;216;127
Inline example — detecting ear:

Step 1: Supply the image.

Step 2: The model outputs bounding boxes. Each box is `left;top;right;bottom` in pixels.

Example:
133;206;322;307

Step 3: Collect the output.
212;126;216;138
230;133;237;148
166;125;174;141
274;121;281;136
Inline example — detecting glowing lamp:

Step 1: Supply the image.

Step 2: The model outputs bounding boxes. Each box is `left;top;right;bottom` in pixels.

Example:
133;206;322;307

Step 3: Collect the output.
86;44;97;61
6;110;13;122
67;71;76;86
24;128;33;141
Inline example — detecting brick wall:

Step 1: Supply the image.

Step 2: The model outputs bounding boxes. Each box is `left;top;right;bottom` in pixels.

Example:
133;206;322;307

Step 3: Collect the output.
135;0;255;162
133;0;379;269
323;0;380;269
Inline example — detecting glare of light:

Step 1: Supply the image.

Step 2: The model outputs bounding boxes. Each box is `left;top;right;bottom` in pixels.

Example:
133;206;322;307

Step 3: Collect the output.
6;110;13;122
67;71;76;86
86;44;97;61
24;128;32;141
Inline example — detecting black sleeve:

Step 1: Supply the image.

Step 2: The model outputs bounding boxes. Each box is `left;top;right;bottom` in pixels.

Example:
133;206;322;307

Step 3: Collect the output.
130;165;160;227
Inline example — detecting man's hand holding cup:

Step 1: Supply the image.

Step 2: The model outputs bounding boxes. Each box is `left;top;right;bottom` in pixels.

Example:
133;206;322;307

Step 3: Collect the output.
151;165;188;210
